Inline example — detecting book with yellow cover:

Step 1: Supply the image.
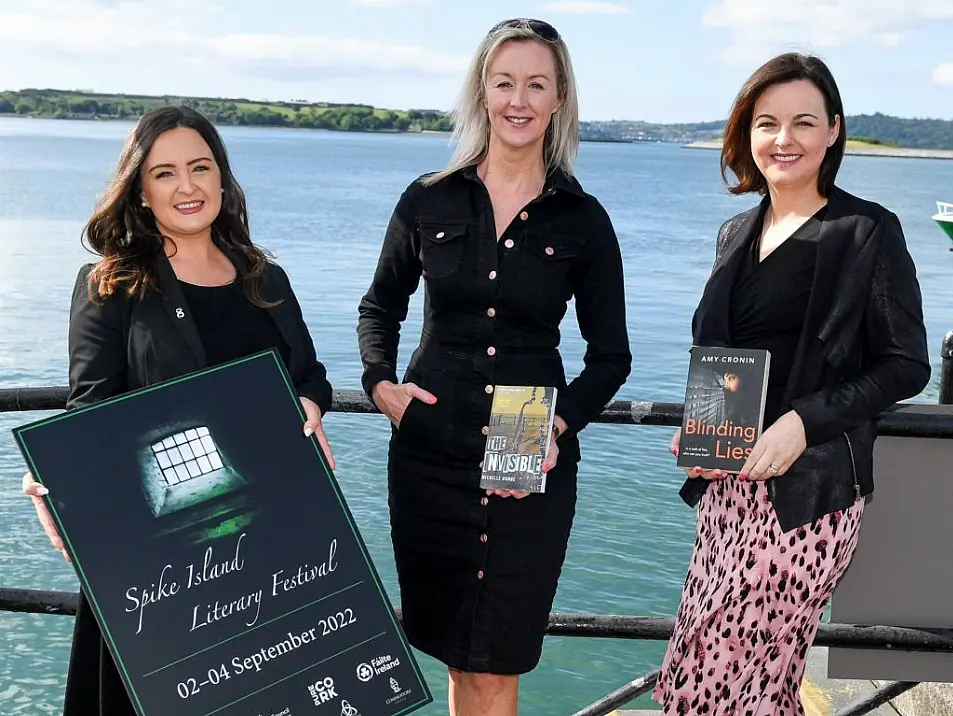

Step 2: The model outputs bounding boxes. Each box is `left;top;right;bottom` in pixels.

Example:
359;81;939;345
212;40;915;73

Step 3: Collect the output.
480;386;557;493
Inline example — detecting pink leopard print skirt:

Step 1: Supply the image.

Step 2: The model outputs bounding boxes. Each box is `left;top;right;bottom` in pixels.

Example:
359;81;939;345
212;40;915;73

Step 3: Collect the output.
653;477;864;716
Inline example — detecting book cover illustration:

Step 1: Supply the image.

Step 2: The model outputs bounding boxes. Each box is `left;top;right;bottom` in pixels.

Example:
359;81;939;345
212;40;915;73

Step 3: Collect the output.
677;346;771;473
480;386;557;494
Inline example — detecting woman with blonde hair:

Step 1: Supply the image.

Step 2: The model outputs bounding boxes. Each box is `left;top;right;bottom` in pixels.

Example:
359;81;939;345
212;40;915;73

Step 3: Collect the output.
358;17;631;716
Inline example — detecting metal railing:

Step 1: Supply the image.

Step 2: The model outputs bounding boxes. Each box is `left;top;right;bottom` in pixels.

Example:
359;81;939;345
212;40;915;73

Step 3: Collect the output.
3;333;952;715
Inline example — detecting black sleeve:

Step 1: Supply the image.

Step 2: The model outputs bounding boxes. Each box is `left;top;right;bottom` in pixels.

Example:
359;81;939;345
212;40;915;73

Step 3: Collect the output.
356;186;422;398
556;201;632;435
791;212;932;445
67;264;128;411
274;265;333;417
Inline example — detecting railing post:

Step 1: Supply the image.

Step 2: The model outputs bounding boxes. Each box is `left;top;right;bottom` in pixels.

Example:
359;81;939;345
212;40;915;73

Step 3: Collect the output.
940;330;953;405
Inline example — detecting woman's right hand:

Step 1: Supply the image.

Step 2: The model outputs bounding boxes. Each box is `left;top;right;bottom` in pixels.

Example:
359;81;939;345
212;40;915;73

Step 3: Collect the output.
670;428;729;480
372;381;437;427
21;471;70;562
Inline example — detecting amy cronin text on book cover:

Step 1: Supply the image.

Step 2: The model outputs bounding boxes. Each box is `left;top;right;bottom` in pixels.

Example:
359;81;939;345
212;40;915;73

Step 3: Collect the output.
677;346;771;473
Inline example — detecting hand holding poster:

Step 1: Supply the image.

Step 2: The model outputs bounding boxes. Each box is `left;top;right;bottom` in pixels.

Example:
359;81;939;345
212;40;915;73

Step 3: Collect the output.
14;351;431;716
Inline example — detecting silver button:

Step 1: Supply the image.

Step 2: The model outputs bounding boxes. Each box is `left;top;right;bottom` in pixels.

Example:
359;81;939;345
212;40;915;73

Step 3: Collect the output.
488;270;497;280
480;497;489;506
545;246;555;256
477;570;484;580
436;231;445;239
504;239;514;249
487;346;496;356
481;426;489;436
486;307;496;317
485;385;494;394
480;534;488;543
520;211;529;221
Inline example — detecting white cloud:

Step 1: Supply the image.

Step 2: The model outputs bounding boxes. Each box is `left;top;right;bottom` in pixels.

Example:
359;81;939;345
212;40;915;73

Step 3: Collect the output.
933;63;953;86
0;0;465;81
349;0;432;5
703;0;953;64
211;34;467;78
538;1;629;14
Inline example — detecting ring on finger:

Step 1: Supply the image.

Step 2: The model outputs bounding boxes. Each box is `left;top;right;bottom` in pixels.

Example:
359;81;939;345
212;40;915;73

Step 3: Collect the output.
768;464;780;474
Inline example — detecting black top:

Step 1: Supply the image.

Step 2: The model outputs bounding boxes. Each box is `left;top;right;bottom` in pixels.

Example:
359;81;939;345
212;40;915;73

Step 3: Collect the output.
67;257;332;417
179;280;291;367
729;208;825;425
357;166;632;439
685;188;931;530
63;256;333;716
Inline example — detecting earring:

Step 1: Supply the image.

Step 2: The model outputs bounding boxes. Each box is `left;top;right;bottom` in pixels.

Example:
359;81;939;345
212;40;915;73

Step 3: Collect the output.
141;197;148;208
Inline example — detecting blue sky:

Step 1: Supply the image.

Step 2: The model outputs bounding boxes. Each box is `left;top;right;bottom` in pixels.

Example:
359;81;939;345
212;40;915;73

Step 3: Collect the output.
1;0;952;123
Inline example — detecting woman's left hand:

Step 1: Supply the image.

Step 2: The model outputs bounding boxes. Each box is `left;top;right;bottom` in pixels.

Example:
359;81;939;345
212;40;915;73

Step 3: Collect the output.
739;410;807;481
487;415;567;500
301;396;336;471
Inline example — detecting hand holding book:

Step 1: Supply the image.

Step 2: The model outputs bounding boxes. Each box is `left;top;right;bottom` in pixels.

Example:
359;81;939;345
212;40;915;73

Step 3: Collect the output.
669;429;730;480
485;414;566;499
736;410;807;481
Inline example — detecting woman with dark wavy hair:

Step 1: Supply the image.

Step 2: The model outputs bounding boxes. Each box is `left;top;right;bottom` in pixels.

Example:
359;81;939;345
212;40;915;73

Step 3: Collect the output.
21;105;334;716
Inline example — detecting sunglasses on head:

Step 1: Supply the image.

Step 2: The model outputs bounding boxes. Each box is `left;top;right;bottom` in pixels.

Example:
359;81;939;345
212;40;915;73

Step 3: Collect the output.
487;18;560;43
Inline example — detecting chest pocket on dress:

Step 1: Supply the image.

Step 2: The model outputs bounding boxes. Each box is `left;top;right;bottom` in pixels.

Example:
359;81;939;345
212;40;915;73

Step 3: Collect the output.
518;230;583;292
418;222;467;279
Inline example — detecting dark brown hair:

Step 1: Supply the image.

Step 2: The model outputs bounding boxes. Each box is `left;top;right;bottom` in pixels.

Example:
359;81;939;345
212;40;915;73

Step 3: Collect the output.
721;53;845;196
84;105;274;305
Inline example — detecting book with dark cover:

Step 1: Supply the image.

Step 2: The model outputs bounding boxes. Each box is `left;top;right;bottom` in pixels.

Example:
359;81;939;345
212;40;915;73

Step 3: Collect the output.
480;386;557;494
677;346;771;473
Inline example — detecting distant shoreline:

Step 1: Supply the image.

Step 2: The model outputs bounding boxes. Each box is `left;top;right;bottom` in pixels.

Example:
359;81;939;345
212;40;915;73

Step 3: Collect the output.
0;112;445;136
683;140;953;161
0;113;636;143
3;113;949;153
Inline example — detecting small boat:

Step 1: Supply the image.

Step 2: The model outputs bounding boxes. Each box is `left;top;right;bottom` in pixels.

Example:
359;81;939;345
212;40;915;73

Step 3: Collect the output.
932;201;953;245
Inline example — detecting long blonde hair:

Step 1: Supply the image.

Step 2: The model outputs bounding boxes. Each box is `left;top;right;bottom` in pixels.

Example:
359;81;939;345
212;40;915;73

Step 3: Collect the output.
422;22;580;186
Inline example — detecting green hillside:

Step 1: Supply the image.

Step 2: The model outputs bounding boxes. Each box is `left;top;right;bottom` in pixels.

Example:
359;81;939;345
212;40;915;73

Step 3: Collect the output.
0;89;451;132
3;89;952;149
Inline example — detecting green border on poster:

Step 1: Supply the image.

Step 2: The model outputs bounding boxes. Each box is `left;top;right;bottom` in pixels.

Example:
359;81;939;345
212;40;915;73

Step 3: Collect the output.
13;349;431;716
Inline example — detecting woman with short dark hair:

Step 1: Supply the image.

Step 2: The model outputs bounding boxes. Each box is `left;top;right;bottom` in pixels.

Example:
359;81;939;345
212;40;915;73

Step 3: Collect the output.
655;53;930;715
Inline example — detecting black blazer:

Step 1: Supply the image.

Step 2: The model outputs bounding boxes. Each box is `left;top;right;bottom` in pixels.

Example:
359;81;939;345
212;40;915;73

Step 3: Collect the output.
681;186;931;531
67;252;332;413
62;250;333;716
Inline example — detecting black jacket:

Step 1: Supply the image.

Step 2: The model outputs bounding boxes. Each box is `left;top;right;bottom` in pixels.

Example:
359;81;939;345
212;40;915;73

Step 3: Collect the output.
67;252;332;413
62;250;332;716
681;186;931;531
357;166;631;446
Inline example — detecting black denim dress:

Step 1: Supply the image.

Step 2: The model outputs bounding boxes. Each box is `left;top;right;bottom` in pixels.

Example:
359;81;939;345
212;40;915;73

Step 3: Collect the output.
358;166;631;674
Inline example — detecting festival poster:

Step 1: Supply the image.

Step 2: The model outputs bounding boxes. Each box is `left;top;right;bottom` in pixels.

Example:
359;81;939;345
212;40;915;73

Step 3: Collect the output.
13;350;431;716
